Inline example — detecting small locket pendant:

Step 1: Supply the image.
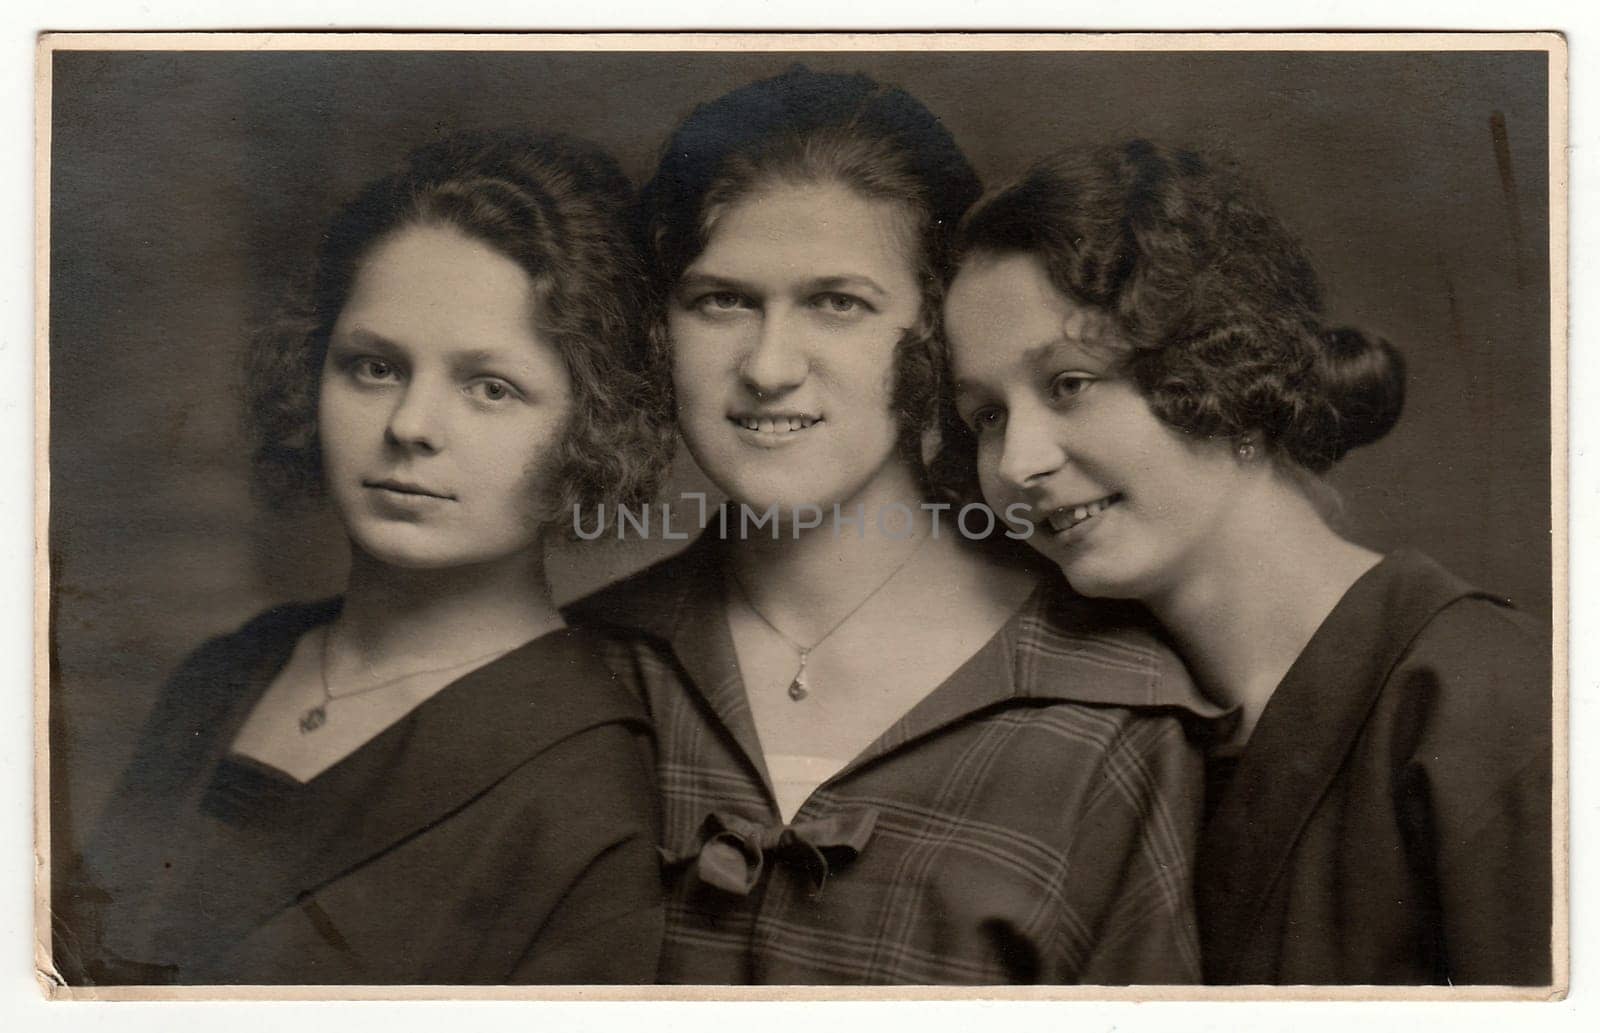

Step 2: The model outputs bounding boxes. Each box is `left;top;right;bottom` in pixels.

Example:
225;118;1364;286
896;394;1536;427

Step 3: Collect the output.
787;651;810;701
299;704;328;734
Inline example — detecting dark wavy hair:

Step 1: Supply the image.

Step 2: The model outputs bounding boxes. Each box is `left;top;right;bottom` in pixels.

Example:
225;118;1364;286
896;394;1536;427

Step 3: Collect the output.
639;65;982;464
935;139;1405;498
246;130;673;525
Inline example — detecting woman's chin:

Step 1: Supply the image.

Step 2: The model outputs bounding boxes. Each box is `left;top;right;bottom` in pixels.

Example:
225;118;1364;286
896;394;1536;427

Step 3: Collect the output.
351;543;459;571
1053;553;1142;602
346;531;484;573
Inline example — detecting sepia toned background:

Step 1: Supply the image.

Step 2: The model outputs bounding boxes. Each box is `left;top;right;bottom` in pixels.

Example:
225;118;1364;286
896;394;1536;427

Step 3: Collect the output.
47;46;1552;863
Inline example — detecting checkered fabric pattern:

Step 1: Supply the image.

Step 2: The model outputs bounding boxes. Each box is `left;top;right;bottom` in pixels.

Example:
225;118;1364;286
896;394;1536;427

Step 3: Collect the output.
577;542;1219;985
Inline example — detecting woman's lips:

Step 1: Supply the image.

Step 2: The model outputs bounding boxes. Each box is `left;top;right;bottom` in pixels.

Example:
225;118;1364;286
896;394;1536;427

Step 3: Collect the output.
364;479;454;500
727;414;824;450
1043;493;1121;534
729;414;822;433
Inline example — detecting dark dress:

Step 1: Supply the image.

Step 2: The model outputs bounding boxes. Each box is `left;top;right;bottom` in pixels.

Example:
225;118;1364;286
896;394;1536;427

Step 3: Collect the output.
55;600;664;985
571;535;1226;985
1196;550;1553;985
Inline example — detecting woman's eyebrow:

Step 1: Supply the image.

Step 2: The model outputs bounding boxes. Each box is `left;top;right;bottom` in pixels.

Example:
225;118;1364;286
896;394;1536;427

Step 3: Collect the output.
332;325;403;353
806;274;888;298
675;271;754;294
449;347;530;372
1024;336;1097;367
676;271;890;298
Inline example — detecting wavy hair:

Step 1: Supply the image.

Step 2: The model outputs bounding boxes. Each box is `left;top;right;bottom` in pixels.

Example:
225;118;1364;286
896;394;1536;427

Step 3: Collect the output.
936;139;1404;498
246;130;673;526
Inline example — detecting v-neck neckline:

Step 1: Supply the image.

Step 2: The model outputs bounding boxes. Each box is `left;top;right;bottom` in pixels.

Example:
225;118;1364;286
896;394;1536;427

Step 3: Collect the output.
634;536;1222;822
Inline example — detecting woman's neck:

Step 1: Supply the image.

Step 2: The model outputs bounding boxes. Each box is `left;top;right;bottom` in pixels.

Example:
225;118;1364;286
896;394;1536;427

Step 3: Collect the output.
724;459;937;640
335;544;564;671
1140;478;1382;744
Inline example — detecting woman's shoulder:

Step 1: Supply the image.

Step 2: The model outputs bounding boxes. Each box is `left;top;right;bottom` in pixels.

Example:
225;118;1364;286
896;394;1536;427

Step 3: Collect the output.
178;598;340;675
1012;577;1226;723
499;624;654;725
1385;556;1549;721
368;622;657;771
1407;583;1546;671
1321;550;1551;763
147;598;339;722
1341;549;1547;686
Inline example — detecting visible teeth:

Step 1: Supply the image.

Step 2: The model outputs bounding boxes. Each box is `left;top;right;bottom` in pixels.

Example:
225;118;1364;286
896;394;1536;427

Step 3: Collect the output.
1048;496;1116;532
737;415;820;432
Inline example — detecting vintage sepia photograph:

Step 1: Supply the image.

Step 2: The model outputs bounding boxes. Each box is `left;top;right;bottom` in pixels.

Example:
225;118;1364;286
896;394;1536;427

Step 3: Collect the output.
36;33;1564;998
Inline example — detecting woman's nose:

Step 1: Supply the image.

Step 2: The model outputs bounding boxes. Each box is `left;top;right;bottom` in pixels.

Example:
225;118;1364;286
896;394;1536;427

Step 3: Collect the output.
995;404;1068;490
738;311;809;398
385;379;446;453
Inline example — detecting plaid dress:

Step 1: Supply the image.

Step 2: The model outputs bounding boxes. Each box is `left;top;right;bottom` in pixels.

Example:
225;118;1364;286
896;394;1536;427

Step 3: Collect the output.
573;538;1221;985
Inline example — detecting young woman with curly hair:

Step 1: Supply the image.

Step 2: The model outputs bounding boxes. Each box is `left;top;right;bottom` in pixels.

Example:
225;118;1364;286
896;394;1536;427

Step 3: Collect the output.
572;68;1221;985
56;131;673;985
942;139;1552;985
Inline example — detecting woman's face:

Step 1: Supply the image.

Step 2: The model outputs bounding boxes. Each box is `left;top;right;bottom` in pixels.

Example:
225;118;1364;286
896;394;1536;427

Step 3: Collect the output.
667;180;923;515
945;251;1255;602
319;222;574;570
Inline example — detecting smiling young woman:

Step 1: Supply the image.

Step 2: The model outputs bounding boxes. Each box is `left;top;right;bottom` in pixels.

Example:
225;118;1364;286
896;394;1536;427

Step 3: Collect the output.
571;67;1224;986
941;140;1552;985
54;131;674;986
666;178;925;521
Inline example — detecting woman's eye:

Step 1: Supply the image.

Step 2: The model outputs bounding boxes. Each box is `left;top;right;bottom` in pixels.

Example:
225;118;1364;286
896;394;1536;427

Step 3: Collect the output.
968;407;1005;434
1049;372;1094;401
813;293;867;315
694;291;750;314
351;357;400;383
468;378;518;403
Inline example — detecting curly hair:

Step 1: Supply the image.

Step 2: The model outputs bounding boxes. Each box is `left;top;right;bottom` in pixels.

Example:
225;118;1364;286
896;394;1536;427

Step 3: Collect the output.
936;139;1404;496
246;130;673;525
638;65;982;464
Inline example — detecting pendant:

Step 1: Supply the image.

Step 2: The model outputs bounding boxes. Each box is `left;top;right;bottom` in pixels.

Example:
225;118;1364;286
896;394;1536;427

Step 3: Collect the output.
299;704;328;734
788;651;810;702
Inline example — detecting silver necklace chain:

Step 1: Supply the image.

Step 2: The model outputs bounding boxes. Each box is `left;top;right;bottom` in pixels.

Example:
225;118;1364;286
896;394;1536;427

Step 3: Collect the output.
298;625;517;734
727;534;927;702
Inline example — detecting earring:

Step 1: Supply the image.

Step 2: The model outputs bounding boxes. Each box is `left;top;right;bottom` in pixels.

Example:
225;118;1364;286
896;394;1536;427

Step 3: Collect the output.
1235;438;1258;462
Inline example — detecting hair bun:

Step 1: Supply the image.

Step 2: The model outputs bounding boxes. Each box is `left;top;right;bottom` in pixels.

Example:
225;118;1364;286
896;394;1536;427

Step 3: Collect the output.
1317;325;1406;459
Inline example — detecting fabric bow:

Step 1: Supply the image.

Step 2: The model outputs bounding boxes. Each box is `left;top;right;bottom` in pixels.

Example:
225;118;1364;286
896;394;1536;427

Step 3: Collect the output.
677;808;879;899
